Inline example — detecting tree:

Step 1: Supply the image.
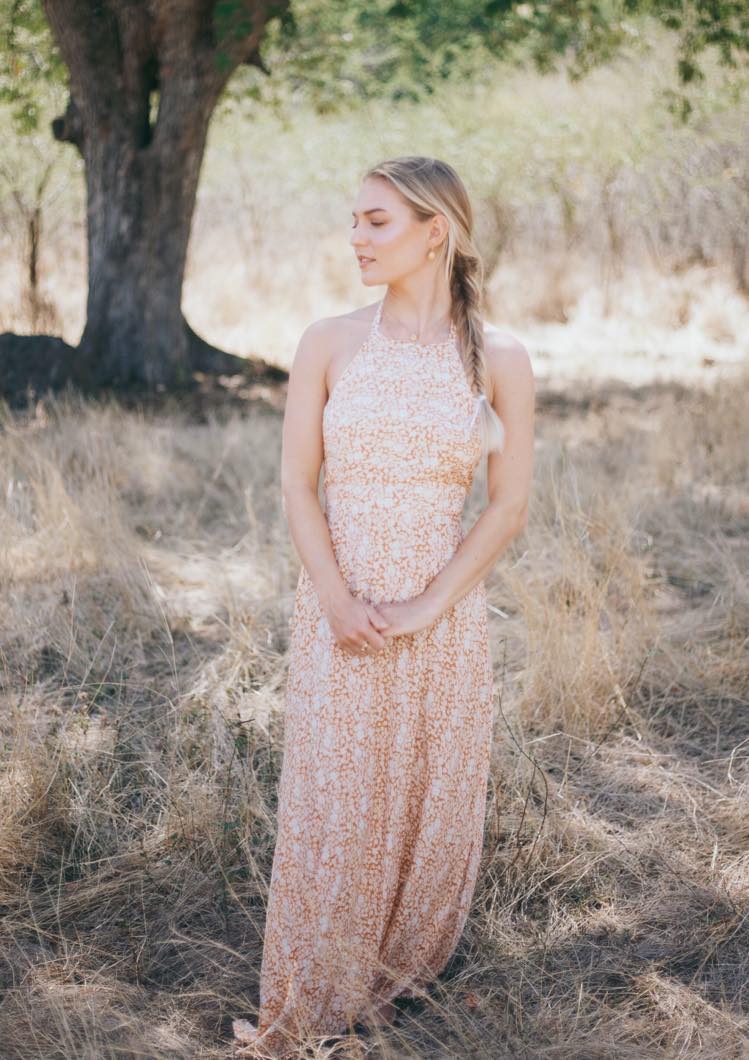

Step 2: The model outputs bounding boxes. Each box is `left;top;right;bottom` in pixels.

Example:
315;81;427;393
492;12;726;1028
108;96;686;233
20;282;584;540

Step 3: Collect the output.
1;0;748;399
42;0;290;390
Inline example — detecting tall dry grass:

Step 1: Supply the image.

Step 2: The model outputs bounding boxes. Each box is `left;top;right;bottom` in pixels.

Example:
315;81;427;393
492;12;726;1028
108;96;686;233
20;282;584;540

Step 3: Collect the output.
1;360;747;1056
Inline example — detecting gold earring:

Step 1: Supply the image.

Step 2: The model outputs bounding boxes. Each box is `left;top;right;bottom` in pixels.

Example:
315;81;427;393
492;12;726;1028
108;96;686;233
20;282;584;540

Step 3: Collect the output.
427;249;436;261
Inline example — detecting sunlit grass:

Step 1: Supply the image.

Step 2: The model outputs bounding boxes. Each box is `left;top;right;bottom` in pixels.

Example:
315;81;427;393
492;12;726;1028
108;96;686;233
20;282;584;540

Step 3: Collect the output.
1;358;747;1055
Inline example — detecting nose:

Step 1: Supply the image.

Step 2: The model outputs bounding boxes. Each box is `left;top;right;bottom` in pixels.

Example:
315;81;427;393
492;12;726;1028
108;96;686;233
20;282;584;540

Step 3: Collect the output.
350;227;367;249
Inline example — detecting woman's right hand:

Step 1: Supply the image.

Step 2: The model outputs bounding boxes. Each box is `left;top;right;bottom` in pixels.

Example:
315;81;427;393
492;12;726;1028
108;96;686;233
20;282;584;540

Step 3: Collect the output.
324;591;391;656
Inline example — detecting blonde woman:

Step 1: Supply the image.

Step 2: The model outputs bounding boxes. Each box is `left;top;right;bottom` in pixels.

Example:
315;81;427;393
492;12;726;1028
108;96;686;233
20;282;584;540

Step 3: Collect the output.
233;156;535;1056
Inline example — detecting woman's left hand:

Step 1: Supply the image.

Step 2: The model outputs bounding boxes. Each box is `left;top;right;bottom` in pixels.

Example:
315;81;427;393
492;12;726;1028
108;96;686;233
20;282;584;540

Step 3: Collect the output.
375;594;441;638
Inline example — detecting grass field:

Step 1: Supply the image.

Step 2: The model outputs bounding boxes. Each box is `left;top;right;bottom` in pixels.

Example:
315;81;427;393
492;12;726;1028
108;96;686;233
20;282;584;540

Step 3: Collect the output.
1;361;747;1057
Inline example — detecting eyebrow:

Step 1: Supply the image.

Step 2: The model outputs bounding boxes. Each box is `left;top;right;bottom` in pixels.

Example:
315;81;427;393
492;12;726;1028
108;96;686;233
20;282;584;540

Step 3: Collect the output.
351;207;388;217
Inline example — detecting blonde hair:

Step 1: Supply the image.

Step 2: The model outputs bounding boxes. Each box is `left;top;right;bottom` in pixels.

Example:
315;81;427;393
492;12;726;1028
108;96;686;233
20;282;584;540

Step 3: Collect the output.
362;155;505;456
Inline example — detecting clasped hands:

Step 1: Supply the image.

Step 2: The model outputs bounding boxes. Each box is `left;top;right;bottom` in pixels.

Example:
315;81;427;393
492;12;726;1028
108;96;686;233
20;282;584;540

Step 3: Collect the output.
324;587;440;657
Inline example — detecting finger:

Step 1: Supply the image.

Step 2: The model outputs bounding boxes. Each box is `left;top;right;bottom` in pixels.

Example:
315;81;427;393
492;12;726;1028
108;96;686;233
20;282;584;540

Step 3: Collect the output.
366;606;390;630
345;632;384;655
344;636;371;655
363;629;387;650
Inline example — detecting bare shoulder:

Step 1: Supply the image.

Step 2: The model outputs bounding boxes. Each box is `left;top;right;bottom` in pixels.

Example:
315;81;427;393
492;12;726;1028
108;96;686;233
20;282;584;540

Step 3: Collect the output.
295;303;379;395
298;302;378;353
482;322;535;404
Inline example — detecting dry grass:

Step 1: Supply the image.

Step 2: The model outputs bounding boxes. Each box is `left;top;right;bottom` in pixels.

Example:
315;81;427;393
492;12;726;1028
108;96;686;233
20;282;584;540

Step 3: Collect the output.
1;361;747;1058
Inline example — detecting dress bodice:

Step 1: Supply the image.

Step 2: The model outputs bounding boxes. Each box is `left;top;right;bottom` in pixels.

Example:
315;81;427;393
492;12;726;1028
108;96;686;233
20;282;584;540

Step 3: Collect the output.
320;298;484;604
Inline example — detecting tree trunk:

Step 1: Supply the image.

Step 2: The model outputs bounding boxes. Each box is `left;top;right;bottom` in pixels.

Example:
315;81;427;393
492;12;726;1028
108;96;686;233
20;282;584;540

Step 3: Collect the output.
42;0;287;390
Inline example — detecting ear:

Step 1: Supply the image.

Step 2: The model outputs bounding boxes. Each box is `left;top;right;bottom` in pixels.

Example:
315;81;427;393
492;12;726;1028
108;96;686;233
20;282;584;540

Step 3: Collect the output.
430;213;449;243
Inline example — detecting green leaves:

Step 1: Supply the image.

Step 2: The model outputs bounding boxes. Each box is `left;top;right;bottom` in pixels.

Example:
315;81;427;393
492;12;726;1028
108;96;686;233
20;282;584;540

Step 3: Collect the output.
3;0;747;134
0;0;65;133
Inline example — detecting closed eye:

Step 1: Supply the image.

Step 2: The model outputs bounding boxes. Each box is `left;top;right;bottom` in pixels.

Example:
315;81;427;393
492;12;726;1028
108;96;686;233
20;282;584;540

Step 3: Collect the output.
351;221;384;227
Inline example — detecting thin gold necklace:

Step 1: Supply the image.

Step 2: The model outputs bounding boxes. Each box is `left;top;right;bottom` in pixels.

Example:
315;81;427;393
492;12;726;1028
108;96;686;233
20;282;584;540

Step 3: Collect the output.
382;301;453;344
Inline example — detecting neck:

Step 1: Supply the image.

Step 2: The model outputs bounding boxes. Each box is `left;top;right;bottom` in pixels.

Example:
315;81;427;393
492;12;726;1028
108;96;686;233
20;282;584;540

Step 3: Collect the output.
381;289;453;343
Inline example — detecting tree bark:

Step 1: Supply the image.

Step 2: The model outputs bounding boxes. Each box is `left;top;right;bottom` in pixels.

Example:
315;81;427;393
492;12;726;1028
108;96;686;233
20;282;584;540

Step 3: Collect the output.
41;0;288;390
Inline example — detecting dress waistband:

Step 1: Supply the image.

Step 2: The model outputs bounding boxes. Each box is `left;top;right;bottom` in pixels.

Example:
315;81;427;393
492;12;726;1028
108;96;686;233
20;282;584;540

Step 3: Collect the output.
324;480;466;520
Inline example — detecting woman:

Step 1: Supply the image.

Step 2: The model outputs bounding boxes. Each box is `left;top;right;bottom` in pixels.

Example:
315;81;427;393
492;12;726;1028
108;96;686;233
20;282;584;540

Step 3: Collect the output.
233;156;535;1056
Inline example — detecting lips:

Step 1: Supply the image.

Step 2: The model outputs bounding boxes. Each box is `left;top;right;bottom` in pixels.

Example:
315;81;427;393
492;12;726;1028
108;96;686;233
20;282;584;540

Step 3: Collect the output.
358;256;375;265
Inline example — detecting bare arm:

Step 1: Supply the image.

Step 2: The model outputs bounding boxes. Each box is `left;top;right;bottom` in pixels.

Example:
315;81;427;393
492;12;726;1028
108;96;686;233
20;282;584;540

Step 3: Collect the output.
281;319;348;609
281;318;389;653
419;330;535;618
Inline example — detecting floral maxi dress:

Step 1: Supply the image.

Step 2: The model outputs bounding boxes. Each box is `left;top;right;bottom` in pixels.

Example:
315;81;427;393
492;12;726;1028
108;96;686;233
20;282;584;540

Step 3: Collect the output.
233;298;495;1057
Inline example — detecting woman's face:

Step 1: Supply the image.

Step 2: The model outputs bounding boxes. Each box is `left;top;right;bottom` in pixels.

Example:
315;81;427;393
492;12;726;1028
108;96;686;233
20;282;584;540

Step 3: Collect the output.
350;177;438;285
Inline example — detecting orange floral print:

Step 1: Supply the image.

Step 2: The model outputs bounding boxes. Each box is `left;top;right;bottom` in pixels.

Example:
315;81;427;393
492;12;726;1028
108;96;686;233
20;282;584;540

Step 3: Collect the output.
233;298;494;1057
